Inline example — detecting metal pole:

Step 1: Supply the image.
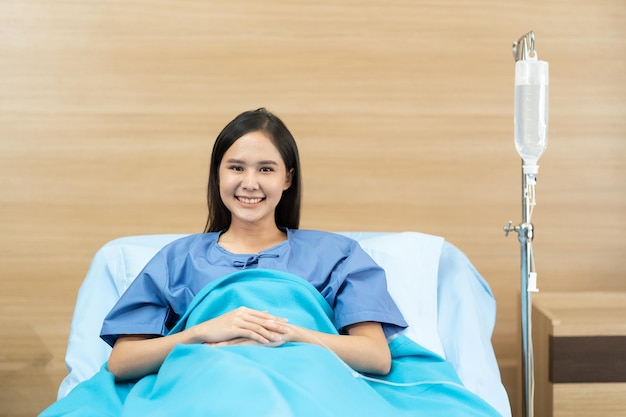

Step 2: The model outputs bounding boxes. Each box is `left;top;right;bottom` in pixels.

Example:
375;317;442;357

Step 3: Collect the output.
504;168;536;417
520;170;534;417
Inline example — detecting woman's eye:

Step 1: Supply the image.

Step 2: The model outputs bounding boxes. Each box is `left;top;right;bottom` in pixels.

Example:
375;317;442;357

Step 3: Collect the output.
229;165;243;172
260;167;274;173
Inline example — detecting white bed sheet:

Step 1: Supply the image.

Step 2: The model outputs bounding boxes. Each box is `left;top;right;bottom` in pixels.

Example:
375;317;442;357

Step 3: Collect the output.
58;231;511;417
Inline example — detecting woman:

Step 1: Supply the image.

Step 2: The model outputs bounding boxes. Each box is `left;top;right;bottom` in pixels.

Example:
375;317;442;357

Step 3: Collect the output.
102;108;407;381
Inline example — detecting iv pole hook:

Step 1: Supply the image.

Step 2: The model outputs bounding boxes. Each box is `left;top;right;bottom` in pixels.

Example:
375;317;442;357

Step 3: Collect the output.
512;31;535;62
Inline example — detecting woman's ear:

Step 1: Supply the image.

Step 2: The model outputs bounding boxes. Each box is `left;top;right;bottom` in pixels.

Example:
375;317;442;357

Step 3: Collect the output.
284;168;294;190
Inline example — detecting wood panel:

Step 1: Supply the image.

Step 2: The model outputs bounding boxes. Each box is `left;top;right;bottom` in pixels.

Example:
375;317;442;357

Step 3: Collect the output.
553;384;626;417
550;336;626;383
533;293;626;417
1;1;625;416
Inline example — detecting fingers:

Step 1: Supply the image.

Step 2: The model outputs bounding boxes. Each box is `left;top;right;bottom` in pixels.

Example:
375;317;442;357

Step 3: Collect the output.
234;308;289;344
243;308;289;325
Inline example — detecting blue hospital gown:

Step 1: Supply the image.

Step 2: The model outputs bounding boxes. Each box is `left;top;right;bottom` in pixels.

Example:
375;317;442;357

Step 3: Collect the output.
100;229;407;346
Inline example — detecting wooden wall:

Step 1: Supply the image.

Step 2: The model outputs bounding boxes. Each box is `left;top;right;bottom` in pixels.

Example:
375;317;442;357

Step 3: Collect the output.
1;1;624;416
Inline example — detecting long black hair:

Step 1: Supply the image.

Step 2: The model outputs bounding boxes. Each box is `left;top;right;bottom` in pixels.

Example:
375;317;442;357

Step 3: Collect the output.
203;108;302;232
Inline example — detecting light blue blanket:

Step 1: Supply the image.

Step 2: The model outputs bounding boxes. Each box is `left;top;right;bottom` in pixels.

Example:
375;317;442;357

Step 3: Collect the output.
40;269;500;417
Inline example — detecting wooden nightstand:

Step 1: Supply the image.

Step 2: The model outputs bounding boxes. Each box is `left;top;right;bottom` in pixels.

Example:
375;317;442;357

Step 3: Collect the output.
532;292;626;417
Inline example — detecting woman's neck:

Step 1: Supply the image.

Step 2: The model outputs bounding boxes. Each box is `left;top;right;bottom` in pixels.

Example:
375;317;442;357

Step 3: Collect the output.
218;224;287;254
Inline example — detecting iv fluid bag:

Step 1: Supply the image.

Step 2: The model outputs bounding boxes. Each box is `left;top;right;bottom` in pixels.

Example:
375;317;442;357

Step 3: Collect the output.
514;58;549;167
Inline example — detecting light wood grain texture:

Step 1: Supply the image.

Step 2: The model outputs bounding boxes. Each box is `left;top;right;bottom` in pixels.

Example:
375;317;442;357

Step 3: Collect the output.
1;1;625;416
553;384;626;417
534;292;626;336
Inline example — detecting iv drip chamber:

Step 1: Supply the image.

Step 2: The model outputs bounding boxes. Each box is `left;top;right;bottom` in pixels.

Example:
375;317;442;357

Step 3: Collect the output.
514;57;549;169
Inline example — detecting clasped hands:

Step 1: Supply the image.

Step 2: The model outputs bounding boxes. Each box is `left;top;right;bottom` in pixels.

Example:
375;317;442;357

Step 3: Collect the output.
196;306;303;347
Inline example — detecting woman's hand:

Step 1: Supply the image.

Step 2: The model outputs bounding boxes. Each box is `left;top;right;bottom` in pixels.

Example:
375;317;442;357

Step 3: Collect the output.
192;306;290;345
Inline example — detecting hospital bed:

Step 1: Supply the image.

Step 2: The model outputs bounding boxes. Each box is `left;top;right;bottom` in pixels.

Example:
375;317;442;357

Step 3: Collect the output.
52;231;511;416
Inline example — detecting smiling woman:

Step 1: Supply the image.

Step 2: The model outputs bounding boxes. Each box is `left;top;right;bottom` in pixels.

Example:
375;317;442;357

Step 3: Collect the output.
85;108;405;385
37;109;440;416
218;131;294;243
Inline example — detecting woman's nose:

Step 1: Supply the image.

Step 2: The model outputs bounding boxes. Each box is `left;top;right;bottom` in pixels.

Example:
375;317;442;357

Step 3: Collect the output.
241;171;259;190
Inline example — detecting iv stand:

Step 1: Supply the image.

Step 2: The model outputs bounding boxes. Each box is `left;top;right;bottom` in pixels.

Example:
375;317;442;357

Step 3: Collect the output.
504;31;539;417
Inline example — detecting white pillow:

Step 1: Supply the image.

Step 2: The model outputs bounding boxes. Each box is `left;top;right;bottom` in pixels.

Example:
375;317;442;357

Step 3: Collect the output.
356;232;445;358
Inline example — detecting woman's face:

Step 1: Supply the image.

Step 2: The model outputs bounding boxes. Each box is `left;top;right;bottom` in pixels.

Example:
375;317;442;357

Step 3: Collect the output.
218;131;293;229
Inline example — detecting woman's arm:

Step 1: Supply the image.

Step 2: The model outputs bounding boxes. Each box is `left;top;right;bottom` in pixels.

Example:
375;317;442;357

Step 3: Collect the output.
107;307;290;381
108;310;390;380
285;321;392;375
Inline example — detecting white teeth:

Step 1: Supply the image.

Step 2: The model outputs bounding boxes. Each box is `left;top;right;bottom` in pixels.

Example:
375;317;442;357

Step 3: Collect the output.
238;197;263;204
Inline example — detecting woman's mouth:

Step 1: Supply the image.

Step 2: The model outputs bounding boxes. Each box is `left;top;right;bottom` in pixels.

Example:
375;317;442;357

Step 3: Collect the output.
237;197;264;204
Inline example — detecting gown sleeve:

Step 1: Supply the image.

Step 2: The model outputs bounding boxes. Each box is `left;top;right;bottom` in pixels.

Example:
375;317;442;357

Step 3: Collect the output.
100;251;176;347
331;240;408;338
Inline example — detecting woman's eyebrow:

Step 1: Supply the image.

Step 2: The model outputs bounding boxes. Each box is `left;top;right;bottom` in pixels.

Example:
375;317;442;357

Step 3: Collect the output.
224;158;279;165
